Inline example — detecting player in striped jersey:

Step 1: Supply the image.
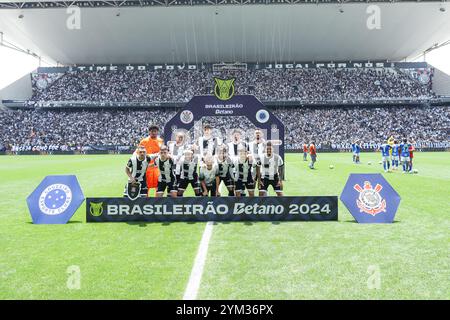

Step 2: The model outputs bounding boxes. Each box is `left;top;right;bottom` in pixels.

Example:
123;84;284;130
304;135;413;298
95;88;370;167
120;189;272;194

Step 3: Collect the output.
248;129;265;162
232;145;256;197
199;155;218;196
215;144;235;197
177;147;201;196
168;131;187;183
227;129;248;160
198;124;220;157
124;145;157;198
257;141;284;196
153;145;178;197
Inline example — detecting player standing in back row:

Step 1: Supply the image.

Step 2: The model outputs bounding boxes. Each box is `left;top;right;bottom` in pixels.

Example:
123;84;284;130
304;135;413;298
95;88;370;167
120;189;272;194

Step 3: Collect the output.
138;125;164;196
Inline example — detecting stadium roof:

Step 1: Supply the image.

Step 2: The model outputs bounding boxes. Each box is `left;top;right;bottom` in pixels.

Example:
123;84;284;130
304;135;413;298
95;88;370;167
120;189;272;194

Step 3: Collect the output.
0;0;449;65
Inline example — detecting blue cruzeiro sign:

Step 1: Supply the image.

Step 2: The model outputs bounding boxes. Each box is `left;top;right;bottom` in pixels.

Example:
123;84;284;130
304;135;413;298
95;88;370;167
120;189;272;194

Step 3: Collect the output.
340;173;401;223
26;175;85;224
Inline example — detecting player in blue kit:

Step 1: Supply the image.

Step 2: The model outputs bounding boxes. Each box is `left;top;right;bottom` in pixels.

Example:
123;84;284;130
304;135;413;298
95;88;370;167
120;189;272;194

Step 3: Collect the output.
351;140;361;164
391;140;400;170
379;142;391;172
399;138;411;173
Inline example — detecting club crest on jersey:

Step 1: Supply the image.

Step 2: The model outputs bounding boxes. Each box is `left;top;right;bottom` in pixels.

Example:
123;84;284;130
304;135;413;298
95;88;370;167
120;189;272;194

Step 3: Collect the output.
126;182;141;201
214;78;235;101
353;181;386;216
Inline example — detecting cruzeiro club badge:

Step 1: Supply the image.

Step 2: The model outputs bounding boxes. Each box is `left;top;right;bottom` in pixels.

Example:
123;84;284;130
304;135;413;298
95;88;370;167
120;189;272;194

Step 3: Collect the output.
214;78;235;101
38;183;73;215
89;202;104;217
353;181;386;216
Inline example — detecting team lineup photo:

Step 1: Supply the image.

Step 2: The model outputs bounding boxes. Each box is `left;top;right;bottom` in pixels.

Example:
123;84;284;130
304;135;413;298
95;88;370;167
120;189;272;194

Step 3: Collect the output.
0;0;449;308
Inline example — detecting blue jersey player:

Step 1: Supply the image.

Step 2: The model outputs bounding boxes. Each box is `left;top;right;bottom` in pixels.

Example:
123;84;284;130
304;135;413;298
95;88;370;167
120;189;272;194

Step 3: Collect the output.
391;140;400;170
351;140;361;164
399;139;411;173
379;142;391;172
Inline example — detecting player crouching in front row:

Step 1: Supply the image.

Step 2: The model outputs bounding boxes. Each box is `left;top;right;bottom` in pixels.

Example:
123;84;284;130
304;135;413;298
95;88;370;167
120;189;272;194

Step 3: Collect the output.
154;145;178;198
232;145;256;197
124;145;157;200
177;146;202;197
215;145;235;197
257;141;284;197
199;155;218;196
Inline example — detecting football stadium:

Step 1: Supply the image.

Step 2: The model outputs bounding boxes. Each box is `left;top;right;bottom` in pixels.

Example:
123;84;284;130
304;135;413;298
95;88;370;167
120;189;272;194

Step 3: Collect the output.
0;0;449;305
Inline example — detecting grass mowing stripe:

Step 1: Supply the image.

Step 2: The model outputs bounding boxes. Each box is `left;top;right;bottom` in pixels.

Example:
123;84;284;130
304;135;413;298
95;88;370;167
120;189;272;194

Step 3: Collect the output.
183;221;214;300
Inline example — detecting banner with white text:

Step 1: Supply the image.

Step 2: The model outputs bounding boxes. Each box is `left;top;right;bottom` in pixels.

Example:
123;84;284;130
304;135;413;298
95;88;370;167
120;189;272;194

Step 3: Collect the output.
86;197;338;222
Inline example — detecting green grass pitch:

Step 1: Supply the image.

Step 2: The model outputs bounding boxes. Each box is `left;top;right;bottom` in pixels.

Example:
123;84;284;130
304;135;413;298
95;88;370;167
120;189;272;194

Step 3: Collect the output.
0;152;448;299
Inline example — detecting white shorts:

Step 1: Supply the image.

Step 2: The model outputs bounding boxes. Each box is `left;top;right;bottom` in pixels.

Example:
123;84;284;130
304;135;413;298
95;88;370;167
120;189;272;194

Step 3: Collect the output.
381;156;390;162
391;155;399;161
401;156;410;162
353;152;360;156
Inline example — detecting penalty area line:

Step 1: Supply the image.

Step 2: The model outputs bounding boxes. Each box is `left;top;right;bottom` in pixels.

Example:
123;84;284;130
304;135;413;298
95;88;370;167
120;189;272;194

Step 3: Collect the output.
183;221;214;300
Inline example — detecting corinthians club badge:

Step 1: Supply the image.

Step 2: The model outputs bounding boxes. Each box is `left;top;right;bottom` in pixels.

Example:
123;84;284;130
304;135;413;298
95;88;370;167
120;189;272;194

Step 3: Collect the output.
340;173;401;223
353;181;386;216
126;182;141;201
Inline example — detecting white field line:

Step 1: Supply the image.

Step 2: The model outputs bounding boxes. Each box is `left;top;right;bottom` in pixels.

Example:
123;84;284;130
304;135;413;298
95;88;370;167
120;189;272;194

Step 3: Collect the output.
183;221;214;300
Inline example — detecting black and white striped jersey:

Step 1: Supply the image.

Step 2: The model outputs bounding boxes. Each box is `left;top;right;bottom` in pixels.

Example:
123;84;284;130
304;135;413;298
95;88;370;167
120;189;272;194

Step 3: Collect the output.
168;142;185;160
179;155;199;180
228;141;249;159
126;155;154;182
198;136;220;156
248;140;265;161
257;154;284;180
199;165;218;186
232;157;255;182
216;156;234;178
154;157;176;183
168;142;186;175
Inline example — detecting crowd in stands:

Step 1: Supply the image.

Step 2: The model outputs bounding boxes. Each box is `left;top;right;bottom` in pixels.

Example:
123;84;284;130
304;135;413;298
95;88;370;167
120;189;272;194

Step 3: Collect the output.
28;67;434;105
1;105;448;153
